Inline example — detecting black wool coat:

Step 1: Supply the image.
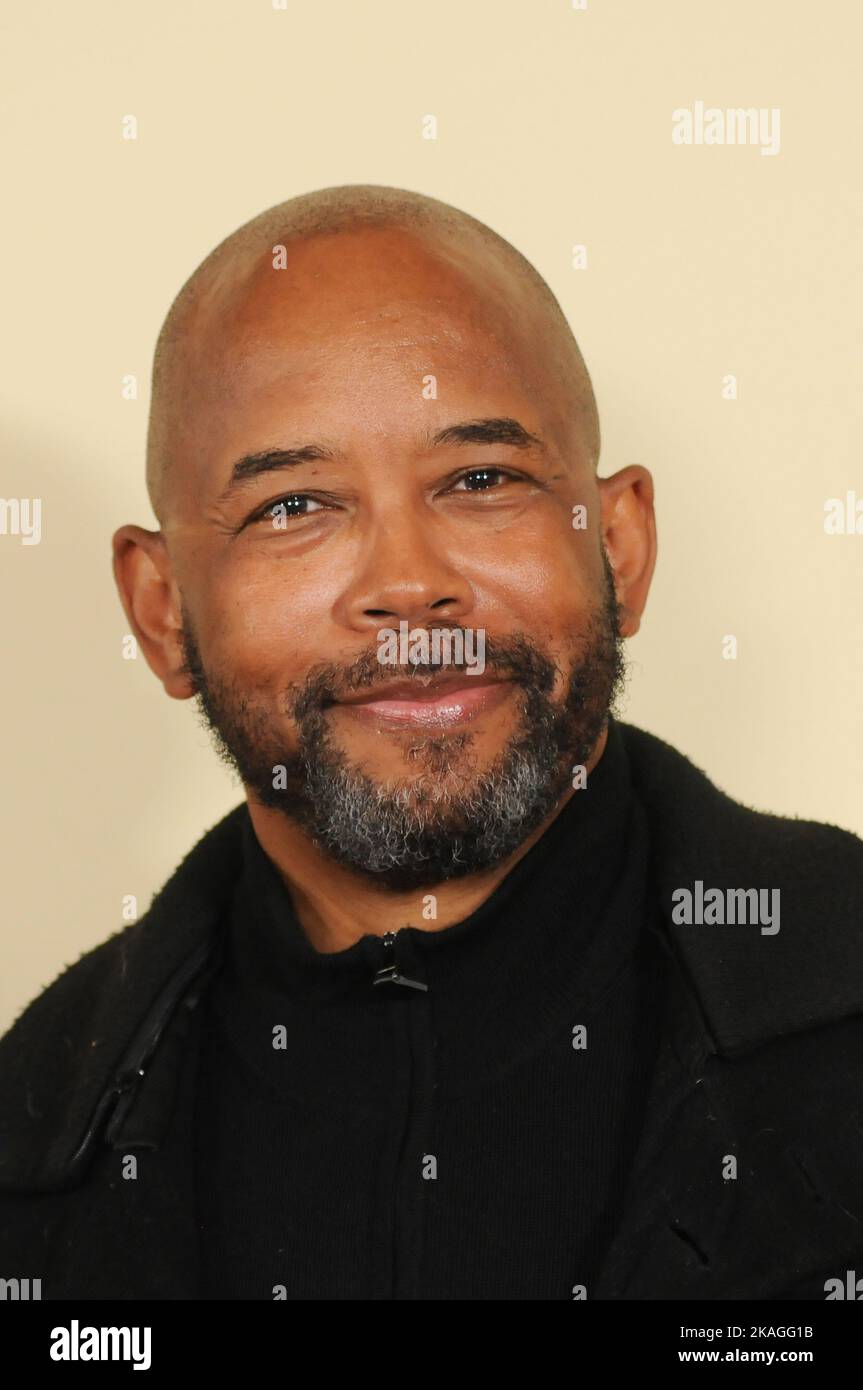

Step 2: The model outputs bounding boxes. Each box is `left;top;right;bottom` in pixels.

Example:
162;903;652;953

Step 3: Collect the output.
2;721;863;1300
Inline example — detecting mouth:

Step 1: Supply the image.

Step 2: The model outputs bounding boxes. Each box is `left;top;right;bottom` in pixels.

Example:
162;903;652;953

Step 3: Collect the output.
329;673;514;729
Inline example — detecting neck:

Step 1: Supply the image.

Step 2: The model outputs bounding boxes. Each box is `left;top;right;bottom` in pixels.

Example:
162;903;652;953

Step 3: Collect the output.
244;725;609;953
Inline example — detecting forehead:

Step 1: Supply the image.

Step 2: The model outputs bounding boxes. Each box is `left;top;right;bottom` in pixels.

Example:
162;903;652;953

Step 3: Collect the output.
171;226;575;489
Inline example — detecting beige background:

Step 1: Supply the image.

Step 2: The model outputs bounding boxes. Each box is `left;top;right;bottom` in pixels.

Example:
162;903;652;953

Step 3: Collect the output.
2;0;861;1034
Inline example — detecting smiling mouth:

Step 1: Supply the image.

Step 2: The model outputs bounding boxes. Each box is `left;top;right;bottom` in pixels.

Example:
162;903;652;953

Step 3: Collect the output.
329;674;514;729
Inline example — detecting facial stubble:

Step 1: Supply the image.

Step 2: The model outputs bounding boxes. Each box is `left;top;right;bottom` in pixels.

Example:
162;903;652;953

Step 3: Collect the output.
179;550;627;890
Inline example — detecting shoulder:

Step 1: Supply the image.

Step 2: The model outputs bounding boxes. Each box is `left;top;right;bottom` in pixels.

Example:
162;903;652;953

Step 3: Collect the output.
620;719;863;862
1;800;246;1046
617;720;863;1054
0;803;246;1190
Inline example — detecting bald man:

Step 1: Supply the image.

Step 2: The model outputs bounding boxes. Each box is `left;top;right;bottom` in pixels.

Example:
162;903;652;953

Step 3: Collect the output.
2;185;863;1303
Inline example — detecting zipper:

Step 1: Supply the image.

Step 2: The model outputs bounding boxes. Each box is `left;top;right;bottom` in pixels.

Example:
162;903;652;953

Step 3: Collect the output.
373;930;428;992
371;928;435;1298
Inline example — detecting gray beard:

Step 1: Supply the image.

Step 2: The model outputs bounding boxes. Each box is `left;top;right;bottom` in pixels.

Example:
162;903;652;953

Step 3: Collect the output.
180;555;626;891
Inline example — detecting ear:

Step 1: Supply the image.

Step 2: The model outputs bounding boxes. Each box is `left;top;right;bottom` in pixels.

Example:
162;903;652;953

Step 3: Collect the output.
111;525;196;699
597;466;657;638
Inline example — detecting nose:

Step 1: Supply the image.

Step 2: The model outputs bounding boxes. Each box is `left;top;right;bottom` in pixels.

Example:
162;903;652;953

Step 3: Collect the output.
333;512;475;634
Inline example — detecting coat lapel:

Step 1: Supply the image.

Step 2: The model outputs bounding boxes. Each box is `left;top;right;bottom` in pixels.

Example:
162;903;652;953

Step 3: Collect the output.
39;999;209;1299
593;919;863;1300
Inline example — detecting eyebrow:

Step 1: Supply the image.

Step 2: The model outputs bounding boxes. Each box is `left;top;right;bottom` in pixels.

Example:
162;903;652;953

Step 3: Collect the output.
427;417;544;451
216;417;545;504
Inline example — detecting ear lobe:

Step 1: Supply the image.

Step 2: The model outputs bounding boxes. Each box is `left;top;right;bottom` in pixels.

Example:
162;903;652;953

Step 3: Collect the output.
597;466;657;635
111;525;196;701
616;602;642;640
162;630;198;700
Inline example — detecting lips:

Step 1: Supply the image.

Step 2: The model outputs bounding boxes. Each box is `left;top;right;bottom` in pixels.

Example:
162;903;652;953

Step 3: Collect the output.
331;674;513;729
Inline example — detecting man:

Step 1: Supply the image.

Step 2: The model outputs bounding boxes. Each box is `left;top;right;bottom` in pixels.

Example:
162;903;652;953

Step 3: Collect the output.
1;184;862;1301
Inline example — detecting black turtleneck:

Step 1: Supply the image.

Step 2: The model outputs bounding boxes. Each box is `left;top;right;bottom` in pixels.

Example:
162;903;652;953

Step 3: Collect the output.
192;716;665;1299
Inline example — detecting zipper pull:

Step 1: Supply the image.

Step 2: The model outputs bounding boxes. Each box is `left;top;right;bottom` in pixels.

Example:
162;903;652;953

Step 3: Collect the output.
373;930;428;992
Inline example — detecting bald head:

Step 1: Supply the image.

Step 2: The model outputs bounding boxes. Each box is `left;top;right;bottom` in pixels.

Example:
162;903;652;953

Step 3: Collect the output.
145;184;600;526
116;185;657;892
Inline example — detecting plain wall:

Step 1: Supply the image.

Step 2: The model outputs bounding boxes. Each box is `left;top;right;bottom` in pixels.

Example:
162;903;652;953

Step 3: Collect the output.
2;0;861;1033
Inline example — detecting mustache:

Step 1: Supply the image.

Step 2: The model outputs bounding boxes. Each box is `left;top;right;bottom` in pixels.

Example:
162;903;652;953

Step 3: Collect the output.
290;631;559;720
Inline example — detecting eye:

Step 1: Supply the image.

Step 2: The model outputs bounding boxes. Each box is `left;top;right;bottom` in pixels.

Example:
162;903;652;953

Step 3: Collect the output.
250;494;326;525
449;467;521;493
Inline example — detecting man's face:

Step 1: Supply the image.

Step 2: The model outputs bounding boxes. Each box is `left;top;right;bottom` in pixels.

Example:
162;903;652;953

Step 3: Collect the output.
162;226;628;888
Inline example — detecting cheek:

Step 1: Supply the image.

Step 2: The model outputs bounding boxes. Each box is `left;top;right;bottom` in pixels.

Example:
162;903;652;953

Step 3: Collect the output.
470;526;598;627
199;562;339;687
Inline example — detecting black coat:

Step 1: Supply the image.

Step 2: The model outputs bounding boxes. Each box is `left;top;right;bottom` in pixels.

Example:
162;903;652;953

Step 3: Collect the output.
2;721;863;1300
